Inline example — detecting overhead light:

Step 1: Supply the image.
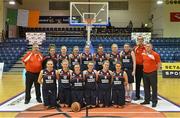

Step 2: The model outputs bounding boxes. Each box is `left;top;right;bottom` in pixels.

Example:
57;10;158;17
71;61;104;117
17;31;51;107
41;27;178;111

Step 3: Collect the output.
9;0;16;5
157;0;163;5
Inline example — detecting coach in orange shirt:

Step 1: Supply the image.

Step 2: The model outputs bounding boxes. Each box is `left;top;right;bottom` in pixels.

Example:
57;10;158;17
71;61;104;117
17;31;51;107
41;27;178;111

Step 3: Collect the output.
133;36;145;100
140;43;161;107
22;42;43;104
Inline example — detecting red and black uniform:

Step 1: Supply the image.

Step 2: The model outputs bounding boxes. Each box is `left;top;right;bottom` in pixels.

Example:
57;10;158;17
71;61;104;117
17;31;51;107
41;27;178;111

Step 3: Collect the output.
84;70;97;106
109;52;120;71
112;71;125;106
69;54;81;70
42;69;57;107
58;54;69;69
121;50;134;83
71;72;84;106
58;69;71;106
42;54;58;69
94;53;107;71
81;53;93;71
98;70;111;107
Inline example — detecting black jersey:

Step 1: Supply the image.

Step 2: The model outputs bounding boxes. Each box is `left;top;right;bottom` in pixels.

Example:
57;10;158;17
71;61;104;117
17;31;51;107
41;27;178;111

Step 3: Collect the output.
98;70;111;90
112;71;125;90
81;53;93;65
58;54;69;68
109;52;120;71
94;53;106;71
71;72;84;90
69;54;81;68
59;69;71;88
84;70;96;89
42;69;56;89
121;50;133;70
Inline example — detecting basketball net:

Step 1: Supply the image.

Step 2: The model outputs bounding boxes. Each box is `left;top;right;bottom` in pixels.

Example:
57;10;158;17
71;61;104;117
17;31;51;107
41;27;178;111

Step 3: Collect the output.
84;18;95;45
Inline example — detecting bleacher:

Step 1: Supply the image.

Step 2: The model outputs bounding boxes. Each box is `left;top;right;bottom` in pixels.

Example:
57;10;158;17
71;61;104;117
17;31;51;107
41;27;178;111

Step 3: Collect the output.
41;36;180;62
0;39;28;71
1;36;179;72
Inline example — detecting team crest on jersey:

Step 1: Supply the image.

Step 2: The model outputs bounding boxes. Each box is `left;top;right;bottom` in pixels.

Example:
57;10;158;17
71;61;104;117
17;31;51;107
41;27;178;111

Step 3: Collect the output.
89;75;93;79
48;76;51;80
64;75;67;79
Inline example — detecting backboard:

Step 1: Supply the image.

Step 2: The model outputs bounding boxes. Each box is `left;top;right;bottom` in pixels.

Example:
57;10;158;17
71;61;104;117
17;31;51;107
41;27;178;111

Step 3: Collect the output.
70;2;109;26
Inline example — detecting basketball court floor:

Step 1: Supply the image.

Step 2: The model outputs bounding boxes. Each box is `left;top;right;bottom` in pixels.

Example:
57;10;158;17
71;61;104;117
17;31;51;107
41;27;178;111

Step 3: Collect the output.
0;72;180;117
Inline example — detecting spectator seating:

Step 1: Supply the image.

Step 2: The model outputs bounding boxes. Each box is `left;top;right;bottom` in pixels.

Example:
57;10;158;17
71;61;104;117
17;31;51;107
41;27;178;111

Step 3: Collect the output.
1;37;179;72
0;38;28;71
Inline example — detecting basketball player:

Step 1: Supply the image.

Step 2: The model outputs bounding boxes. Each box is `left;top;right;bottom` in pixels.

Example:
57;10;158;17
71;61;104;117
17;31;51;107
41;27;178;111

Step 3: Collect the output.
112;63;128;108
42;44;58;69
97;60;113;107
108;43;120;71
58;46;69;69
83;62;98;107
93;44;107;71
57;60;72;108
81;45;93;71
71;63;84;107
120;43;136;102
69;46;81;70
38;59;59;109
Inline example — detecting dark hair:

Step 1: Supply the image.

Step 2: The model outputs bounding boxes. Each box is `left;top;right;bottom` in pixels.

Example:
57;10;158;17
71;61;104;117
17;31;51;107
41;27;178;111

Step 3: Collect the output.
46;59;54;66
98;44;103;48
124;43;130;47
48;44;56;51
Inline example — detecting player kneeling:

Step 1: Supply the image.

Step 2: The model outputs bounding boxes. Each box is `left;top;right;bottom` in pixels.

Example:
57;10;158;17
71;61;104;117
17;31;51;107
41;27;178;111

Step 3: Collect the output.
38;59;59;109
83;62;98;108
71;63;84;107
112;63;128;108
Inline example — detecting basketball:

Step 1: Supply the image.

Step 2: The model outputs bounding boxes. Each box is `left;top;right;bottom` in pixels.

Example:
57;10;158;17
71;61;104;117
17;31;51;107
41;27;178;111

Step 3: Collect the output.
71;102;81;112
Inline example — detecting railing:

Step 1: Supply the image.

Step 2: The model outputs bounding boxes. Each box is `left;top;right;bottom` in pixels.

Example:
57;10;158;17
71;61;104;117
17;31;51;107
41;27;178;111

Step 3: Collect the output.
152;29;163;38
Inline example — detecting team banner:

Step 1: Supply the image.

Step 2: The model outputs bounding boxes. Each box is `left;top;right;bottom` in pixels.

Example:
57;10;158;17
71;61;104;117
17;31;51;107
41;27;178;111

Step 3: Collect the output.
26;32;46;45
131;32;151;43
170;12;180;22
162;63;180;78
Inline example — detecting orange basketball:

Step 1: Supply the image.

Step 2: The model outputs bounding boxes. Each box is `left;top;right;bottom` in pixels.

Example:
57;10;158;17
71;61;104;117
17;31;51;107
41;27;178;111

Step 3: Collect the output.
71;102;81;112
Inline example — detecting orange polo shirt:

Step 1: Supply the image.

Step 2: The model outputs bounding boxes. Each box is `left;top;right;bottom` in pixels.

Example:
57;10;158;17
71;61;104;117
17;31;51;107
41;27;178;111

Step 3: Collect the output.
22;51;43;73
134;45;146;65
142;50;161;73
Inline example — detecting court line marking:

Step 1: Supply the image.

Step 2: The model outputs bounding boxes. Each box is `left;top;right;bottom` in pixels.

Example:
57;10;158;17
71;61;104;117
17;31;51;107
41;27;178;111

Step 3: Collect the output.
0;88;180;112
21;111;162;114
158;94;180;108
0;91;24;106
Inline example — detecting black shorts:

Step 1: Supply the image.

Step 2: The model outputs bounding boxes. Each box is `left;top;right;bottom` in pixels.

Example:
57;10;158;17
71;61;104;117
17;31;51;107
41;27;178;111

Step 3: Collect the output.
124;69;134;83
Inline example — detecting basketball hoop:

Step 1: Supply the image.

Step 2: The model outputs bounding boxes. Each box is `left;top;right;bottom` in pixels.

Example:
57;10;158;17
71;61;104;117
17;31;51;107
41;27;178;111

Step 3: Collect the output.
84;18;96;26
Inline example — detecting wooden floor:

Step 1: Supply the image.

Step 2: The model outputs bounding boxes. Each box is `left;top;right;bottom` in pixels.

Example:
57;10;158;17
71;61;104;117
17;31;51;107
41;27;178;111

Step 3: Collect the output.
0;72;180;118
